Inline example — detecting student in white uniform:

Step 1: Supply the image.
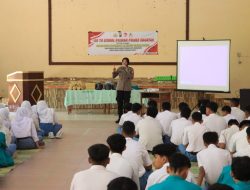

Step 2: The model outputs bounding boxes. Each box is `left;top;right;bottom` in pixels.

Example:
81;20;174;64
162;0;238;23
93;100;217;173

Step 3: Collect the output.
169;107;192;146
203;102;227;135
218;119;239;150
108;177;138;190
244;105;250;120
106;134;139;188
197;132;231;186
136;107;163;151
142;100;158;118
233;126;250;157
122;121;152;190
176;102;189;119
70;144;118;190
228;120;250;154
156;102;178;137
230;98;245;122
118;103;133;128
179;112;207;162
124;103;142;127
146;144;177;190
221;106;236;124
0;107;11;129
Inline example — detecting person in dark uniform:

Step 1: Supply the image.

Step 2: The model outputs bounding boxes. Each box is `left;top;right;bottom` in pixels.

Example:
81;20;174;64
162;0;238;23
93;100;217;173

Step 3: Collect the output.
112;57;134;123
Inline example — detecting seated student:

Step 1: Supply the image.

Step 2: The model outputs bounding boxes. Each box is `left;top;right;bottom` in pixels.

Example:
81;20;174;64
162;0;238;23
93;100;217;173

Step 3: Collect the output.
197;132;231;186
169;107;192;146
106;134;139;187
21;101;44;137
122;121;152;190
203;102;227;135
176;102;189;119
233;126;250;157
0;132;14;168
136;107;163;151
11;107;44;150
207;183;233;190
180;112;208;162
123;103;142;127
0;107;11;129
244;105;250;120
118;103;133;127
228;120;250;154
218;119;239;150
37;100;63;138
148;153;201;190
142;100;158;118
156;102;178;138
0;123;16;157
230;98;245;122
198;99;210;121
221;106;237;124
108;177;138;190
70;144;118;190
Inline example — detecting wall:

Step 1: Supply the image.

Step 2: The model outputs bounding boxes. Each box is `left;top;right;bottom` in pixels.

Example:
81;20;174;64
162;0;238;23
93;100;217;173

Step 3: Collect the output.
0;0;250;97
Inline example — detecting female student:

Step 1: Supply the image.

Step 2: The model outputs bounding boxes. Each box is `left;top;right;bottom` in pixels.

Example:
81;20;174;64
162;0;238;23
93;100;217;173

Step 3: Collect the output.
0;132;14;168
0;107;11;129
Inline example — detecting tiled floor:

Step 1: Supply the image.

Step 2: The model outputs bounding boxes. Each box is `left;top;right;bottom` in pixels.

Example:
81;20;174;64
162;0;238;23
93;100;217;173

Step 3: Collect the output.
0;112;118;190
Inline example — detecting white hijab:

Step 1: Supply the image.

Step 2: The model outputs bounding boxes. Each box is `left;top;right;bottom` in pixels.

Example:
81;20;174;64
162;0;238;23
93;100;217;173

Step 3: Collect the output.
0;107;11;129
11;107;33;138
21;100;33;118
37;100;54;123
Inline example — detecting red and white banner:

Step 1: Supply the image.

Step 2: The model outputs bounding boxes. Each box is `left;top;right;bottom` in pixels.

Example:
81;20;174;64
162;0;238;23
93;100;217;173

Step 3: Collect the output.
88;31;158;55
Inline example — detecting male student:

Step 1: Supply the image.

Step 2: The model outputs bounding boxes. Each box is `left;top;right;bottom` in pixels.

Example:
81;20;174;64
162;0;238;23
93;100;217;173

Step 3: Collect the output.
106;134;139;187
197;132;231;186
119;103;133;127
230;98;245;122
218;157;250;190
179;112;207;162
156;102;177;137
108;177;138;190
221;106;236;124
122;121;152;190
203;102;227;135
233;126;250;157
148;153;201;190
176;102;189;119
70;144;118;190
169;107;192;146
123;103;142;127
136;106;163;151
218;119;239;150
228;120;250;154
244;105;250;120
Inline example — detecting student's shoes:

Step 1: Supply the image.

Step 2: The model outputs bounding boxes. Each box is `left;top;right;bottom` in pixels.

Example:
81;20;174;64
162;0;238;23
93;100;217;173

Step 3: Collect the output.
55;129;63;139
48;132;55;139
115;119;120;123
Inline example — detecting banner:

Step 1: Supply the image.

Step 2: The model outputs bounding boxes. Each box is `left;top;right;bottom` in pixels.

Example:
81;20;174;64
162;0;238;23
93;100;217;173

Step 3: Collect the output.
88;31;158;55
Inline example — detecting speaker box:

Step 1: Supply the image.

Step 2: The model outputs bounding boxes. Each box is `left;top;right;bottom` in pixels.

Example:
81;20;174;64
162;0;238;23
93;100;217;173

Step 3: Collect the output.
240;89;250;110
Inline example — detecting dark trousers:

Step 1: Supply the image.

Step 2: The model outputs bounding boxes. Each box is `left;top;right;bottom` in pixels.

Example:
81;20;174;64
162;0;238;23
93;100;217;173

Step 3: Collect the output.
116;90;131;119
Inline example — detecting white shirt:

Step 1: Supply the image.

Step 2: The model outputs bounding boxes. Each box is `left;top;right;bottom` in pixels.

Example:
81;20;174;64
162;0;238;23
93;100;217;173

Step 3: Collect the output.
223;114;236;124
107;153;139;187
219;125;239;150
145;163;195;190
156;110;178;135
119;111;133;126
231;107;245;122
122;137;152;177
182;122;208;152
228;127;249;153
233;145;250;157
70;165;118;190
203;113;227;135
136;116;163;151
169;118;192;145
124;113;142;127
197;144;232;185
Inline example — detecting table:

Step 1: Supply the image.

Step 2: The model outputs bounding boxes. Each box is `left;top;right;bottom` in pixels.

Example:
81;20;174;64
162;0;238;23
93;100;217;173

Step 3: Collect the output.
64;90;142;113
140;91;171;111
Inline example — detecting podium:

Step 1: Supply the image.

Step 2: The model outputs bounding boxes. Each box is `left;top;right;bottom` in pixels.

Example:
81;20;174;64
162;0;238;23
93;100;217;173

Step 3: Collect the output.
7;71;44;108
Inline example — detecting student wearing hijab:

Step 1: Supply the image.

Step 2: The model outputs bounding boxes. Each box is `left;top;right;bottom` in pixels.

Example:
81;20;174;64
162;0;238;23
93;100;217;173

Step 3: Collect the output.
0;132;14;168
37;100;63;138
0;107;11;129
11;107;44;149
0;122;16;157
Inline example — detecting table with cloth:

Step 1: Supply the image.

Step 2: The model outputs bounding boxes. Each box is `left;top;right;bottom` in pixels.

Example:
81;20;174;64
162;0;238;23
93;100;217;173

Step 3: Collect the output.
64;90;142;114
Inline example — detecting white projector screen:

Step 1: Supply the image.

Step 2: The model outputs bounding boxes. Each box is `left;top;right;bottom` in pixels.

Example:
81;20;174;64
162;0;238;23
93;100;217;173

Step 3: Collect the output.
177;40;230;92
